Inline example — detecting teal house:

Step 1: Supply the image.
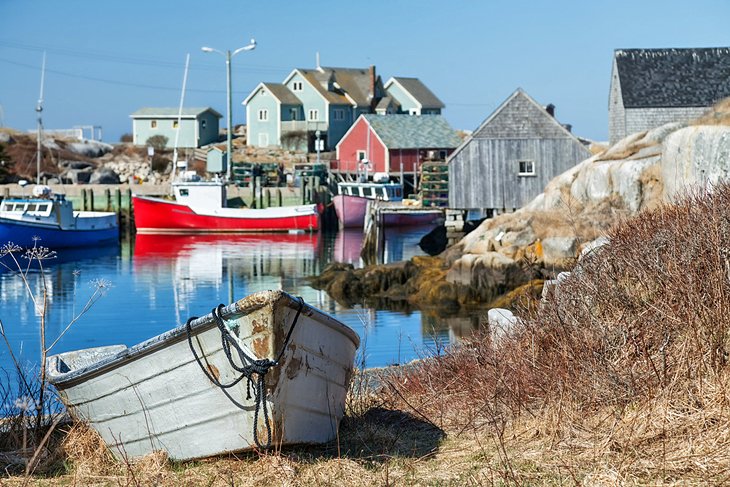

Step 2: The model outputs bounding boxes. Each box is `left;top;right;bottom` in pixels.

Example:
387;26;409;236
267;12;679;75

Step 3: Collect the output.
244;65;382;152
243;62;444;152
130;107;222;148
383;77;444;115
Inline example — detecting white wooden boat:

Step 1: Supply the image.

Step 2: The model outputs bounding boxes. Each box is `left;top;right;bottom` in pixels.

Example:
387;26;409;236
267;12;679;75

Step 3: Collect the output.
46;290;359;460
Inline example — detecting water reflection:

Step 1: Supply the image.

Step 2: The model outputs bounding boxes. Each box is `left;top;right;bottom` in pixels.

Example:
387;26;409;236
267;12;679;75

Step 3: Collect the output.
0;228;488;375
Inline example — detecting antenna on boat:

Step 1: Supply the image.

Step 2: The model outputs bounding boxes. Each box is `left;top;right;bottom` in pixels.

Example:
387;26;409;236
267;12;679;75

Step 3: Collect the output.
36;51;46;185
171;53;190;185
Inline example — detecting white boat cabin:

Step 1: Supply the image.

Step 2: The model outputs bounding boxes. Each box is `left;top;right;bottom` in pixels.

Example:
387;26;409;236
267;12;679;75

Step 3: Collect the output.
172;180;227;209
337;182;403;201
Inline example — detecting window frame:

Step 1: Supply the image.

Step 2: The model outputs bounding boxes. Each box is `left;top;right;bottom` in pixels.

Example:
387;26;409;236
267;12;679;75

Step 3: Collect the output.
517;160;536;177
308;109;319;121
258;109;269;121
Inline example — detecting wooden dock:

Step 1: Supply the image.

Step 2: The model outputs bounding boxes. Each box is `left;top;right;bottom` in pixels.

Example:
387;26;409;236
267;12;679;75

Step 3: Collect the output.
361;200;445;265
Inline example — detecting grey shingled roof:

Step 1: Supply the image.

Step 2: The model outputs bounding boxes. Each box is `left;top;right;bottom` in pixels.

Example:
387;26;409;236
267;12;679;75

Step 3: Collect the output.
362;114;461;149
130;107;222;118
262;83;302;105
389;77;445;109
615;48;730;108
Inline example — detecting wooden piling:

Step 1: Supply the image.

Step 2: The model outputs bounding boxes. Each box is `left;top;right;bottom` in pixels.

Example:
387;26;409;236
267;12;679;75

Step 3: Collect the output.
277;188;282;207
89;189;95;211
265;188;271;208
105;188;112;211
82;189;88;211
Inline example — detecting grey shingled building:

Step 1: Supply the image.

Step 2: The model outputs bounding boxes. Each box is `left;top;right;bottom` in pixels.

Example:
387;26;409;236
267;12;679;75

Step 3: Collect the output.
609;47;730;145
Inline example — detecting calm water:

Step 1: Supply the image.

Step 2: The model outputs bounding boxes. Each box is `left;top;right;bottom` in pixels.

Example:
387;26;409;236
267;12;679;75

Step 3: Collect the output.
0;226;481;377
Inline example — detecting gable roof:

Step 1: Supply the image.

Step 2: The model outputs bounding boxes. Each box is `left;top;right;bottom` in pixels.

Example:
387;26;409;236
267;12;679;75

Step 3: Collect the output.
615;47;730;108
385;77;445;109
262;83;302;105
449;89;584;160
472;89;575;139
130;107;222;118
360;114;461;149
291;66;377;107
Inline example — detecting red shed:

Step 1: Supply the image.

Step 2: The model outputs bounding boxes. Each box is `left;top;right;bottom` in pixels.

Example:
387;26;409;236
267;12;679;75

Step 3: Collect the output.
335;114;461;176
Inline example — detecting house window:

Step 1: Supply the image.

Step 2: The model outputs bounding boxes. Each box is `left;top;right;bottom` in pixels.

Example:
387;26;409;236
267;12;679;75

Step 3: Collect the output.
518;160;536;176
258;109;269;121
150;120;157;128
439;150;448;160
308;109;319;121
292;81;303;91
333;109;345;121
357;150;367;161
290;108;298;121
172;121;179;129
201;120;207;129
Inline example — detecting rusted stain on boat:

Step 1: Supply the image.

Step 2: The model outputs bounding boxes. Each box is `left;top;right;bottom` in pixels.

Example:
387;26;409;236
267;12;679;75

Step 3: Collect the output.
206;364;220;382
285;355;302;379
251;318;266;335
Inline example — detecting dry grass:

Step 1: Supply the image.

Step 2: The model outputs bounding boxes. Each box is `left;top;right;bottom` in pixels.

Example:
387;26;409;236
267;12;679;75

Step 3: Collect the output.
381;181;730;484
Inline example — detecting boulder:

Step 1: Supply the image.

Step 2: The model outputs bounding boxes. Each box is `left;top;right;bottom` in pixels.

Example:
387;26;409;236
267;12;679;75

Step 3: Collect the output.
90;168;121;184
487;308;518;342
541;236;578;265
67;140;113;158
661;125;730;200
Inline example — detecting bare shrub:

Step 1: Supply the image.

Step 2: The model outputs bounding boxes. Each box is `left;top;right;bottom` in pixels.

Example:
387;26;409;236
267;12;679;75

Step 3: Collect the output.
383;181;730;481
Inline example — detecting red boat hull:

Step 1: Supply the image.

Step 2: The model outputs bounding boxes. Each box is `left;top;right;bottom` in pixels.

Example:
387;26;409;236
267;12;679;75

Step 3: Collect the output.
132;195;319;234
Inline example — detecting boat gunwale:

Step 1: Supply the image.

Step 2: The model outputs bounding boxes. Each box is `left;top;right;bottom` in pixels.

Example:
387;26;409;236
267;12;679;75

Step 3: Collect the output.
47;290;360;389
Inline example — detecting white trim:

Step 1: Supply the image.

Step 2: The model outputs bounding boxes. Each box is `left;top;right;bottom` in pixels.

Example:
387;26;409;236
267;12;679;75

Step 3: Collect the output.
384;77;423;111
243;82;267;106
245;103;251;146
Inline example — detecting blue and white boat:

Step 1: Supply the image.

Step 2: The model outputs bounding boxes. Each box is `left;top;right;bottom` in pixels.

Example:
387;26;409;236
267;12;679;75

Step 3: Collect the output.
0;185;119;249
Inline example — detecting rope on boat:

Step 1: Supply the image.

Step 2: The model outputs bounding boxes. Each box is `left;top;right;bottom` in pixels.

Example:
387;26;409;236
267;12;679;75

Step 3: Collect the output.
185;296;305;450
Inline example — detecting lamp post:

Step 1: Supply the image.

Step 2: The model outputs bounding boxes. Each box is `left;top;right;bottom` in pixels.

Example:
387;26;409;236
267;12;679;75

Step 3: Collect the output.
201;39;256;181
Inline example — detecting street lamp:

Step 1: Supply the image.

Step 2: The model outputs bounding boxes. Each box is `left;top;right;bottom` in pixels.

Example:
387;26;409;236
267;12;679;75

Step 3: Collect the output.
201;38;257;181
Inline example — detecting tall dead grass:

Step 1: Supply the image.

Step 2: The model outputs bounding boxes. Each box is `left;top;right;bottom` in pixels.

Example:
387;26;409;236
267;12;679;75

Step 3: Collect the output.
384;182;730;482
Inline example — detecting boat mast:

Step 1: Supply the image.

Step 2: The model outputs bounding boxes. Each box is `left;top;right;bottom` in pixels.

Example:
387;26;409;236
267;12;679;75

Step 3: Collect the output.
36;52;46;185
171;53;190;183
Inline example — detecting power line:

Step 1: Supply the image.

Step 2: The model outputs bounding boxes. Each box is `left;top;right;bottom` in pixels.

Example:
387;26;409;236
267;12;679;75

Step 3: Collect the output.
0;58;256;95
0;39;290;75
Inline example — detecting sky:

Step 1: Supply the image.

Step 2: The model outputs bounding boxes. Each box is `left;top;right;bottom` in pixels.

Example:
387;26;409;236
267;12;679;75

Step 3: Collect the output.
1;0;729;144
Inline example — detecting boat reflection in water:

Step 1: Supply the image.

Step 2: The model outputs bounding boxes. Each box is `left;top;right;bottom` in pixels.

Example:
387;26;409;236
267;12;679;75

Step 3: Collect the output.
133;233;322;323
333;224;438;267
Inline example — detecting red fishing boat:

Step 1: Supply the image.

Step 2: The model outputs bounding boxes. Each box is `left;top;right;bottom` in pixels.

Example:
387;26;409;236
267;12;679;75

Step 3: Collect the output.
133;179;319;234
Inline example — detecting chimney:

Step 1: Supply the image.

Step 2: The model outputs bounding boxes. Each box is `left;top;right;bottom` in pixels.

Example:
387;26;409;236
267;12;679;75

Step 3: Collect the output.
545;103;555;117
369;65;376;99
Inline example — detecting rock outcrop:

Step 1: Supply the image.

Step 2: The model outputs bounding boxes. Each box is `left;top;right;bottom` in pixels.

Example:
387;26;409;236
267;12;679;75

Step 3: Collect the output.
313;102;730;313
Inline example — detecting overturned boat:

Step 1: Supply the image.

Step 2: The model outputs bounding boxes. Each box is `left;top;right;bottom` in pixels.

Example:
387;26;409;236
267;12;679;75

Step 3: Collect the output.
47;290;359;460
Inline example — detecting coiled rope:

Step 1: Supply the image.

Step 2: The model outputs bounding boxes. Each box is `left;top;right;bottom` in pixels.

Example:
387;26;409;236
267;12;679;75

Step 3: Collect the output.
185;297;305;449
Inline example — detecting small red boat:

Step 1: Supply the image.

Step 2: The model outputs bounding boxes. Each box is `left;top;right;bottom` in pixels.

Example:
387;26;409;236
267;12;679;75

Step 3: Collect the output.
133;180;319;234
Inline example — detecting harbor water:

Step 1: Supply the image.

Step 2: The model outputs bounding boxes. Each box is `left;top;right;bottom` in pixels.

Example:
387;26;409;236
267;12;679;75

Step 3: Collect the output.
0;226;482;377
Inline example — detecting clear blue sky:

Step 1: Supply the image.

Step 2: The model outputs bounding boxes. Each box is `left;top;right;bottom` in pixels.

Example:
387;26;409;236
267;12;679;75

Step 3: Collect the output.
1;0;729;144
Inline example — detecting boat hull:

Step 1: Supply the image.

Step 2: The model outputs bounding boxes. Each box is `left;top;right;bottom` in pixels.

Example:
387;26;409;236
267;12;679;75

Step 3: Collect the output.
132;195;320;234
47;290;359;461
0;217;119;248
333;194;368;228
333;194;443;228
